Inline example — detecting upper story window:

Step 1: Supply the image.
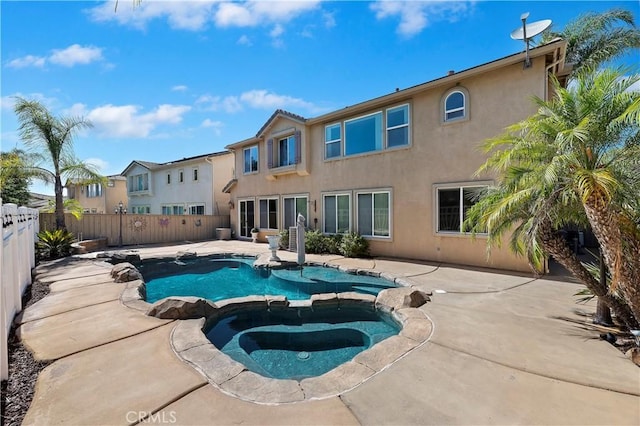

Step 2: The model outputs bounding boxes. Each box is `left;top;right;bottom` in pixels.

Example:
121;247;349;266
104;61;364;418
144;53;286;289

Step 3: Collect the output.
386;104;409;147
325;124;341;159
167;173;171;185
193;168;198;181
268;131;301;169
443;89;468;122
179;169;184;183
345;112;383;156
85;183;102;198
129;173;149;193
243;145;258;174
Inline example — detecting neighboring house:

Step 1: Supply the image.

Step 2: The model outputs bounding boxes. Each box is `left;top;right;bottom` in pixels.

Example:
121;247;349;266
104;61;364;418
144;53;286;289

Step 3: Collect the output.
224;40;569;272
27;192;55;211
66;175;128;214
121;151;233;216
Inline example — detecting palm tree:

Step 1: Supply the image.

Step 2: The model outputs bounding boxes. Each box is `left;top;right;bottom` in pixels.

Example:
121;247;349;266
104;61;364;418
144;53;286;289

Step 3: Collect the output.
542;8;640;76
466;69;640;328
14;97;104;230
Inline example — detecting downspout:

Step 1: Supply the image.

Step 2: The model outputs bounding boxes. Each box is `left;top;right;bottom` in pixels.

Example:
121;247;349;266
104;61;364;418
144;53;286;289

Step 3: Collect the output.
205;155;216;215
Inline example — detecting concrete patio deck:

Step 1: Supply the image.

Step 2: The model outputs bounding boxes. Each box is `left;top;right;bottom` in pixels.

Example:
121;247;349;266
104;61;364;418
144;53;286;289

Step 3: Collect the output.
16;240;640;425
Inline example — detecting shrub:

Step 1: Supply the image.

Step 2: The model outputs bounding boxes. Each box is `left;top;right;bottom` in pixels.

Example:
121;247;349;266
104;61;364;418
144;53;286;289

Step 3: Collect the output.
305;229;329;254
326;234;343;255
278;228;289;249
339;232;369;258
36;229;75;260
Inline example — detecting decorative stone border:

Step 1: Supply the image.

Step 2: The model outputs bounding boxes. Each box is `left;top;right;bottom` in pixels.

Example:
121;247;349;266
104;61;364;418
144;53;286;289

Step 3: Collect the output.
167;291;433;404
112;252;434;403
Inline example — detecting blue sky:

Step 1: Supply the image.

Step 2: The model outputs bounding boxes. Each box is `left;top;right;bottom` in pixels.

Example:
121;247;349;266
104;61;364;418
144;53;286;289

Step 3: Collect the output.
2;0;639;195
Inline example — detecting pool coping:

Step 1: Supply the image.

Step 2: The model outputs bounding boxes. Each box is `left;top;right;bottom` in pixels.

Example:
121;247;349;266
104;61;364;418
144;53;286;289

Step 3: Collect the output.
114;252;434;404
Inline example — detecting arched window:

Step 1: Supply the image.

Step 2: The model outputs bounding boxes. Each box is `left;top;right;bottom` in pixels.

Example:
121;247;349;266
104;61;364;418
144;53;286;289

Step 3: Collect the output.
444;91;466;121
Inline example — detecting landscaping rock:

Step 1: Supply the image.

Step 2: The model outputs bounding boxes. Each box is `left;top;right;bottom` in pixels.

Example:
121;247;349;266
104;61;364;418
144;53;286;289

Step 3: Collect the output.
625;347;640;366
113;266;143;283
147;297;215;319
376;287;431;313
176;251;197;261
98;251;141;264
310;293;340;309
213;295;267;317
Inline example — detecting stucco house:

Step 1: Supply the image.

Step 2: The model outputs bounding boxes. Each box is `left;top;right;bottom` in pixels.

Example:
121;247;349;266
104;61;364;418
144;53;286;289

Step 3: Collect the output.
121;151;233;216
224;40;569;272
66;175;127;214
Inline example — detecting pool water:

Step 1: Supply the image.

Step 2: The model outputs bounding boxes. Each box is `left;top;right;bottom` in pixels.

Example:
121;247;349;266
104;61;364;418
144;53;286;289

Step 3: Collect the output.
143;258;396;303
206;308;400;380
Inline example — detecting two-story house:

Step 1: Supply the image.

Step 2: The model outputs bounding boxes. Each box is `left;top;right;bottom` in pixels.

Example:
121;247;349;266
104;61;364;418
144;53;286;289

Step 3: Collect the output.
224;40;568;272
66;175;128;214
121;151;233;216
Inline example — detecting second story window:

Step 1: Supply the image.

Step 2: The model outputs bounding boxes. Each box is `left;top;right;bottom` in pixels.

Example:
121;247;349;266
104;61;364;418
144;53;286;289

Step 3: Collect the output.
444;90;466;122
325;123;341;159
193;168;198;181
243;145;258;174
386;104;409;147
85;183;102;198
179;169;184;183
129;173;149;193
267;131;301;169
167;173;171;185
345;112;383;156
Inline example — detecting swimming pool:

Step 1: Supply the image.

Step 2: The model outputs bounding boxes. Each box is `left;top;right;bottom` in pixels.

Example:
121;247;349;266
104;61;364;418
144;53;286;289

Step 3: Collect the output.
206;305;400;380
142;257;397;303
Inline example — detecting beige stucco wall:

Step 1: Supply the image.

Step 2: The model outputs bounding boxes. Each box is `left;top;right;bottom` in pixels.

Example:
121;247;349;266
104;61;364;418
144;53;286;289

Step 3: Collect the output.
228;58;552;272
69;178;127;214
211;153;233;216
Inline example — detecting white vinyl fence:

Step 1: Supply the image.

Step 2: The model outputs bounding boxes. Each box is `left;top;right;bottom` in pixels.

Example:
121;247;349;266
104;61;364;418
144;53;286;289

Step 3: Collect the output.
1;202;39;381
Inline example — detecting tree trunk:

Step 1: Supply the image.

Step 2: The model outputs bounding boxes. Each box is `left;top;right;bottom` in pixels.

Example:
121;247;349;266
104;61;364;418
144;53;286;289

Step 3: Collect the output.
538;218;638;328
54;174;65;230
593;250;613;326
583;194;640;327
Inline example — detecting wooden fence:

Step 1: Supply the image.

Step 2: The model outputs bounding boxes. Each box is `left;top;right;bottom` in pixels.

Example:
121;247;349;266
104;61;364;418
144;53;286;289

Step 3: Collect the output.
39;213;231;246
2;203;39;381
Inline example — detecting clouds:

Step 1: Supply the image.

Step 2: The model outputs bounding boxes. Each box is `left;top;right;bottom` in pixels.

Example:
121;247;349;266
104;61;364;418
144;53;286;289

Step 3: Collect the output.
371;0;474;38
196;89;321;114
69;103;191;138
6;44;104;69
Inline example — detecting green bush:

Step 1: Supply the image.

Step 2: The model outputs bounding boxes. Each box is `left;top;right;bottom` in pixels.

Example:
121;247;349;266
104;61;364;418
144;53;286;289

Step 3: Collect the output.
36;229;75;260
278;228;289;249
326;234;343;255
305;229;329;254
339;232;369;258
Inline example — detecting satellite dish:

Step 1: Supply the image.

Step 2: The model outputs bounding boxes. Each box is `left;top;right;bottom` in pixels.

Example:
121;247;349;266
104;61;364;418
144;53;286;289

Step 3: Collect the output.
510;13;552;68
510;19;552;40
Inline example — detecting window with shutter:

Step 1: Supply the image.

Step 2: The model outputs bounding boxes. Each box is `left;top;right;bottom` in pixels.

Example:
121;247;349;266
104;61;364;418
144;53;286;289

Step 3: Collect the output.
267;138;273;169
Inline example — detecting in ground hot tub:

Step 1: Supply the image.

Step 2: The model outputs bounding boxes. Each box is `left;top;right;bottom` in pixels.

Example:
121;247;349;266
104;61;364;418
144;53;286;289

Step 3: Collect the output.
206;306;399;380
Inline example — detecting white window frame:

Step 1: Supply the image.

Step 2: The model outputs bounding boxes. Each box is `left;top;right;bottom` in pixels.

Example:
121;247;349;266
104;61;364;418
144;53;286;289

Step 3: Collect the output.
243;145;259;174
276;135;296;167
258;197;279;230
167;172;171;185
322;192;351;234
344;111;383;157
355;189;391;239
131;205;150;214
85;183;103;198
179;169;184;183
282;194;309;229
434;182;490;235
188;204;205;215
442;88;469;123
162;204;185;215
386;104;410;148
192;168;199;182
128;173;149;193
324;123;342;159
